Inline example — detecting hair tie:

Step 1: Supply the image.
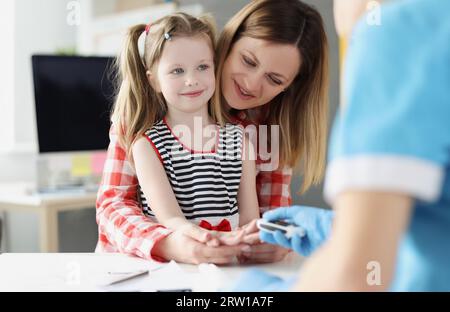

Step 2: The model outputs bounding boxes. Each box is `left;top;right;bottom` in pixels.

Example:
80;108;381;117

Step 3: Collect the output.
145;23;151;35
164;32;172;41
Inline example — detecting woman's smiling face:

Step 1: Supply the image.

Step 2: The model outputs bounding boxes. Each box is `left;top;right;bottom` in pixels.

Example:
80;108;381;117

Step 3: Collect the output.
221;36;301;110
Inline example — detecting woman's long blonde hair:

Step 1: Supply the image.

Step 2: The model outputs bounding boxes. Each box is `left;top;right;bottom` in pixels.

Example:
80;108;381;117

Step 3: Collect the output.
212;0;329;193
111;12;217;160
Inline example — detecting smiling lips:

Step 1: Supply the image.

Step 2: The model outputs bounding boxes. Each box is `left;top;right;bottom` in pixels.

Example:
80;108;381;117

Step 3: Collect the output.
180;90;204;98
233;80;255;100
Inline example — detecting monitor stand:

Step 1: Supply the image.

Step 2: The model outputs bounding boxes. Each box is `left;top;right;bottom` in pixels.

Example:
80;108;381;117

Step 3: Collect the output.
37;183;88;194
35;154;100;195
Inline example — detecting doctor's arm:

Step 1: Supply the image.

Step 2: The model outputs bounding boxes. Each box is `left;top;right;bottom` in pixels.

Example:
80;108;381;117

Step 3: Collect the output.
293;191;413;291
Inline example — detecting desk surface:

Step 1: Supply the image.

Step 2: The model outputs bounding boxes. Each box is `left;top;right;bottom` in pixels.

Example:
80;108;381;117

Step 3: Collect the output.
0;252;303;292
0;182;97;207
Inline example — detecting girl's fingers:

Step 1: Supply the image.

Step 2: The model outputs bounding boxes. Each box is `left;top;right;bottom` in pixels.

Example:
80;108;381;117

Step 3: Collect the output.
239;252;280;263
182;224;211;243
205;257;236;265
216;230;245;246
201;244;248;260
242;232;261;244
243;242;290;255
242;219;259;235
239;247;290;263
206;237;220;247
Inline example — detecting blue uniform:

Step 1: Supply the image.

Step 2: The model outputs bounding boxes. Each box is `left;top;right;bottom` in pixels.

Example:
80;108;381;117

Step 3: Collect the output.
324;0;450;291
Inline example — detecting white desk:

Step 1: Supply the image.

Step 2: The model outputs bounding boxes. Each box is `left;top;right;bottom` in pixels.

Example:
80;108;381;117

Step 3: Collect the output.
0;252;304;292
0;183;97;252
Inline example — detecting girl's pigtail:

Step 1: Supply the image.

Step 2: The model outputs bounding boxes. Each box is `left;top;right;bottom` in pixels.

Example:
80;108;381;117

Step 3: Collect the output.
111;24;164;161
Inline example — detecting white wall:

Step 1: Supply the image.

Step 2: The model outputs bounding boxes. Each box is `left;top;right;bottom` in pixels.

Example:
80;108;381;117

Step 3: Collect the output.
0;0;77;182
14;0;77;151
0;0;80;252
0;0;16;153
180;0;250;29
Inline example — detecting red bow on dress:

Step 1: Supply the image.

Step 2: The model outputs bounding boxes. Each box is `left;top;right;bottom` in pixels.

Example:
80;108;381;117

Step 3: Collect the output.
199;219;231;232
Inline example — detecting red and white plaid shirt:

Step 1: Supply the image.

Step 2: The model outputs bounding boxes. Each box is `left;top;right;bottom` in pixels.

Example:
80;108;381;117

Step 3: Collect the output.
230;111;293;214
96;116;292;261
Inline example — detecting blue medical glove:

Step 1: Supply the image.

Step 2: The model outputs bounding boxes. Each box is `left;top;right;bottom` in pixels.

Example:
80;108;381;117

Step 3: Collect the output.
260;206;334;257
228;268;298;292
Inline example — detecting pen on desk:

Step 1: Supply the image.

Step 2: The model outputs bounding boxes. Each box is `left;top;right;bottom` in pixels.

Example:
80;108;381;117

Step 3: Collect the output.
108;271;144;275
101;265;164;287
106;265;163;276
107;270;149;285
157;289;192;292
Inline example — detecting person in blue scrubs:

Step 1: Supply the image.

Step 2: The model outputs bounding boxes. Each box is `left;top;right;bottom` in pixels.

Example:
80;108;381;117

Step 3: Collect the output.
234;0;450;291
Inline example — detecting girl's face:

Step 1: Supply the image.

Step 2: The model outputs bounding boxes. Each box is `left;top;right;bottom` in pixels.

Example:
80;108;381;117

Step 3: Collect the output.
150;35;215;115
221;36;301;111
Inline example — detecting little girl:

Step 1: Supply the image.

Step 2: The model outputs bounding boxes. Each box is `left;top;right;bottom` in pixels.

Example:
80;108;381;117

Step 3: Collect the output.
111;13;259;245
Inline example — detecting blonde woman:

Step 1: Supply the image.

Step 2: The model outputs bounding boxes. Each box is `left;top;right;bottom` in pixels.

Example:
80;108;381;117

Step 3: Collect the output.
96;0;329;264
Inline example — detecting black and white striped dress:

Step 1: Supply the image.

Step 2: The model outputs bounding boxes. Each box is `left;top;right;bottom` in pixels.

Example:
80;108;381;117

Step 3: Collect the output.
138;118;243;230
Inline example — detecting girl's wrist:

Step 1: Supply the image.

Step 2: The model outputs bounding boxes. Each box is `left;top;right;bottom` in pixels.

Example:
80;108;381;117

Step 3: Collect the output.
164;217;190;230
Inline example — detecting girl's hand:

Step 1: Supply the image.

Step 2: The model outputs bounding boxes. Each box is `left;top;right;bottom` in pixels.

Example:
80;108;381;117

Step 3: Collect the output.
168;220;246;247
207;229;245;246
237;219;291;264
152;225;250;265
176;222;221;247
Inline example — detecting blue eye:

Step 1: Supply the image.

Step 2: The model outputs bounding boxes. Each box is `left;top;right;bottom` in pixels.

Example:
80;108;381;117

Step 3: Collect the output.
171;68;184;75
198;64;210;71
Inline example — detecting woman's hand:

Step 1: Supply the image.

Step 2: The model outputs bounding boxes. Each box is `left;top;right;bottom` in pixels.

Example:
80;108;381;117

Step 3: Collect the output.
237;219;291;264
261;206;334;257
207;229;245;246
171;222;246;247
151;223;250;265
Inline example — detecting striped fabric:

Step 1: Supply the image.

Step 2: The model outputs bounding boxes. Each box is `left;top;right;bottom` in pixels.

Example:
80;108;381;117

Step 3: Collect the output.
139;118;243;230
95;119;292;261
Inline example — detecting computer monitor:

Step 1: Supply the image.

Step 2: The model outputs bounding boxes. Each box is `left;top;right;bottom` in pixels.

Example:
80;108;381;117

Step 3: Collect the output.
32;55;116;153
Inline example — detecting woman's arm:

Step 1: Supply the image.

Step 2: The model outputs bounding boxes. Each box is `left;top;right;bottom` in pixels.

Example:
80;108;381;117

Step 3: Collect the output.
238;135;260;226
256;167;293;213
294;191;413;291
96;126;172;261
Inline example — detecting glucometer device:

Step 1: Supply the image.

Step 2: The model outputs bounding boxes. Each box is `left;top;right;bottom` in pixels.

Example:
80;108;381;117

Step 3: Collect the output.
256;219;306;239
